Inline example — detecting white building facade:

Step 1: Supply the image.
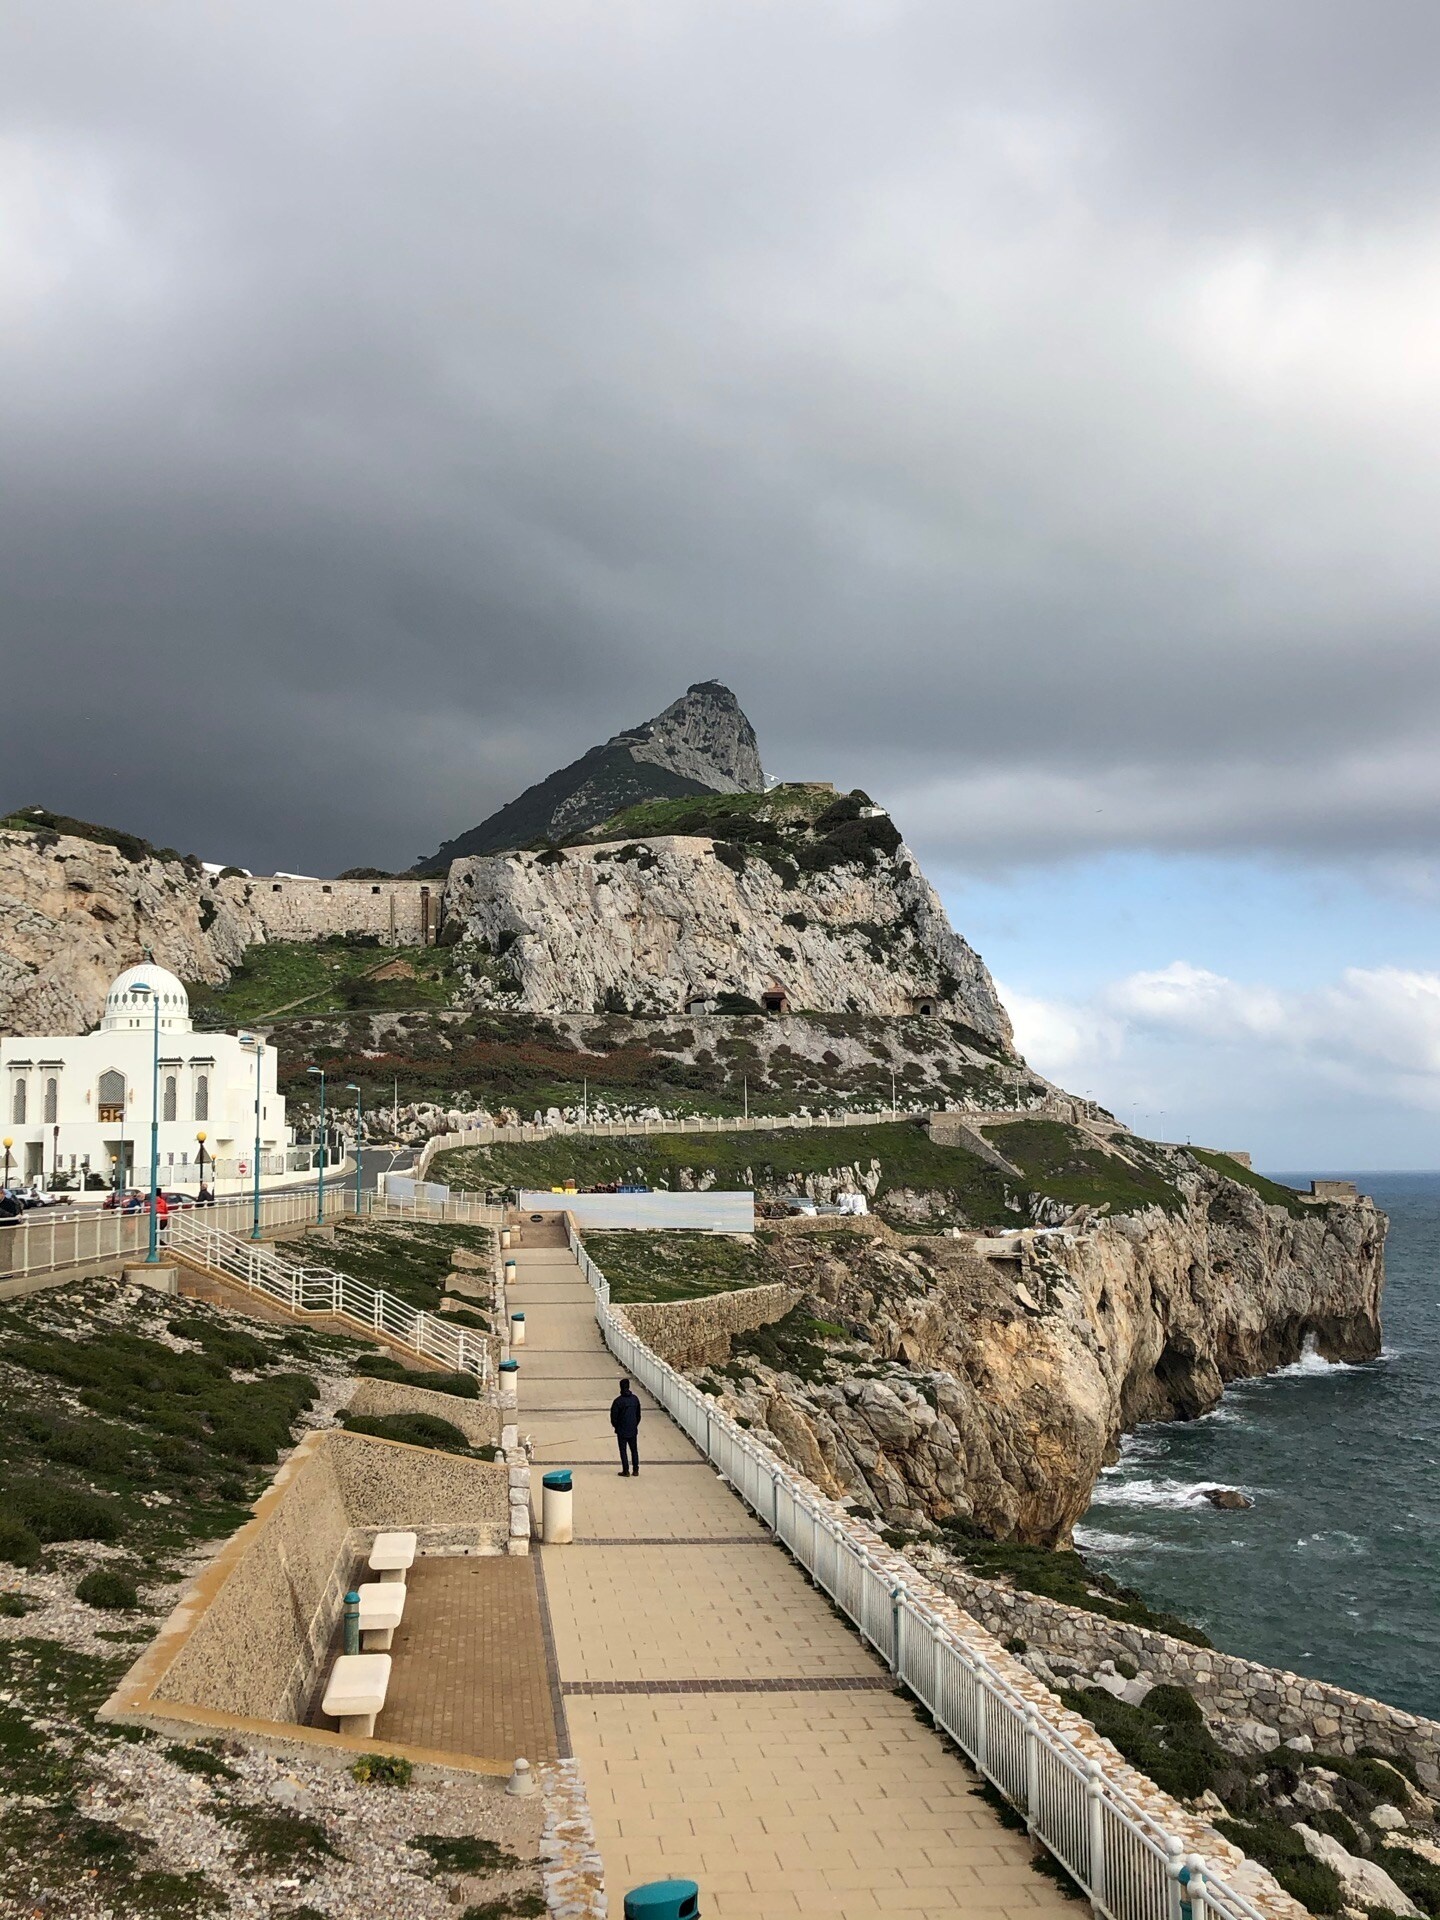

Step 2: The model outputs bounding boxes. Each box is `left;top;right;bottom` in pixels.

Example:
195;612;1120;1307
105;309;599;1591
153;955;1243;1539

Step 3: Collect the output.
0;964;291;1195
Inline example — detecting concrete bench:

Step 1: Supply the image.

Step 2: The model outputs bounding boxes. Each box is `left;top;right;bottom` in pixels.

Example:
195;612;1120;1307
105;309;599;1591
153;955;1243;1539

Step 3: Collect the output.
368;1530;417;1584
322;1652;391;1737
357;1579;407;1652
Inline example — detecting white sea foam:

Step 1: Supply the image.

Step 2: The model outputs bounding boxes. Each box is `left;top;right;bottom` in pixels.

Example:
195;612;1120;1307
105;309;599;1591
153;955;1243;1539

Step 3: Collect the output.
1092;1476;1251;1512
1072;1527;1145;1552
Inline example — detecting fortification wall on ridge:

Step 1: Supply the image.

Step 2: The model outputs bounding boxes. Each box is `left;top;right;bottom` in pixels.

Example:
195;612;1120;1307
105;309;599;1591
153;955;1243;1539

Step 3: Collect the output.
214;875;442;946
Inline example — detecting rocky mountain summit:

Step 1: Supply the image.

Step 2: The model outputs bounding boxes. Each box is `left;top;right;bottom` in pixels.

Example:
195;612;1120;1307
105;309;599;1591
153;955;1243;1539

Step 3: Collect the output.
416;679;765;869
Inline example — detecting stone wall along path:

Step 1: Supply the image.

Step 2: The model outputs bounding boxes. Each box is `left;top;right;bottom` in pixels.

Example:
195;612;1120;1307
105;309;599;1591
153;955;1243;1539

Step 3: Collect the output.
508;1238;1075;1920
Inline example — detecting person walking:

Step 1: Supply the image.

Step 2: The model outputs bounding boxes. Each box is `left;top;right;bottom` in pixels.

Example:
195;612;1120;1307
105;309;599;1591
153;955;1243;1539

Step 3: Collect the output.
610;1377;642;1477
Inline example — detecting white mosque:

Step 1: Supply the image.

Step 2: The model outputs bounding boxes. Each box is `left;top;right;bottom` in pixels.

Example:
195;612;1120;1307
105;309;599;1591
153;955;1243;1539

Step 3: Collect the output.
0;963;292;1195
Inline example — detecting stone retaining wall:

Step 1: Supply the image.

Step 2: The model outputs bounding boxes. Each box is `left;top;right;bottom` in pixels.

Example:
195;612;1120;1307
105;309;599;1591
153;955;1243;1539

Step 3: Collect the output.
621;1282;799;1366
214;873;439;946
152;1430;510;1727
346;1376;502;1448
926;1557;1440;1793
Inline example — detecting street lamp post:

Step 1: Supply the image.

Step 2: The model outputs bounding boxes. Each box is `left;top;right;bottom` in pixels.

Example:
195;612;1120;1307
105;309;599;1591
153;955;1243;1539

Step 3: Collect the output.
346;1083;363;1216
195;1130;207;1198
1;1137;11;1191
129;982;163;1264
307;1067;326;1225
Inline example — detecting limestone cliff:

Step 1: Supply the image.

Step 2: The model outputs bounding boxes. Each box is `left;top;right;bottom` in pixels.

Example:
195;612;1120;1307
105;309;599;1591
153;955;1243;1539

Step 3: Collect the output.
703;1166;1385;1545
0;825;260;1035
444;789;1014;1044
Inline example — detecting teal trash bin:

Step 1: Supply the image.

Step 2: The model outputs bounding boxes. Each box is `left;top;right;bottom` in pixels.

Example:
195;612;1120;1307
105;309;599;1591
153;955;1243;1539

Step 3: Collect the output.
624;1882;699;1920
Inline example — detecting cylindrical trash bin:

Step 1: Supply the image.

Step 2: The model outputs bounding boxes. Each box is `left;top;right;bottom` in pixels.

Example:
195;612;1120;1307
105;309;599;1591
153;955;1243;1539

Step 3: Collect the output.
624;1882;699;1920
500;1228;511;1250
499;1357;519;1406
343;1589;360;1656
542;1469;574;1544
504;1258;517;1283
509;1311;526;1347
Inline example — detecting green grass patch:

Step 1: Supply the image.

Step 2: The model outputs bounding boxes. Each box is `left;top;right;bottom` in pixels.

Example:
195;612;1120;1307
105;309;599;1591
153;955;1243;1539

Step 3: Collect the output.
0;804;195;868
217;1805;339;1874
280;1219;492;1313
582;1231;773;1302
187;937;463;1027
940;1524;1211;1645
412;1833;521;1875
994;1120;1184;1216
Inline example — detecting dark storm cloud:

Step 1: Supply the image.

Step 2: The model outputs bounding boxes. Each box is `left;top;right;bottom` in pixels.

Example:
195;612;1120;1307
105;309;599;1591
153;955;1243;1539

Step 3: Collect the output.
5;0;1440;873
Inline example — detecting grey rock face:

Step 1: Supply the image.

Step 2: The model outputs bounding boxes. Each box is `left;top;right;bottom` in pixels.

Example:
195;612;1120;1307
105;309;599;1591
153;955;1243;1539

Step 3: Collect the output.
620;680;765;793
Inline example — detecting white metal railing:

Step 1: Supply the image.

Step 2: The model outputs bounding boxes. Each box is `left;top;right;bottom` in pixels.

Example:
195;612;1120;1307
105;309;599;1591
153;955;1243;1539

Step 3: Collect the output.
568;1218;1264;1920
169;1215;490;1386
0;1185;362;1285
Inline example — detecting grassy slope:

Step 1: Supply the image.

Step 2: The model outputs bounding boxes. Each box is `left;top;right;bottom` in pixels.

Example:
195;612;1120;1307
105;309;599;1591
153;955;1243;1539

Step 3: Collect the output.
435;1117;1182;1223
1188;1148;1311;1216
187;938;461;1027
583;1230;774;1302
279;1218;492;1312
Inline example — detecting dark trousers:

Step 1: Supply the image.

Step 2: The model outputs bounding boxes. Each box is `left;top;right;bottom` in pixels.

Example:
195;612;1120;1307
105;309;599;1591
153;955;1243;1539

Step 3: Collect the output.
616;1433;639;1474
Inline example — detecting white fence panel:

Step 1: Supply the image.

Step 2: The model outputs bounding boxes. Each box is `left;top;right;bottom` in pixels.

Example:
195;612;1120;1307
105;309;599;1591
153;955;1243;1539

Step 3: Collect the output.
567;1214;1267;1920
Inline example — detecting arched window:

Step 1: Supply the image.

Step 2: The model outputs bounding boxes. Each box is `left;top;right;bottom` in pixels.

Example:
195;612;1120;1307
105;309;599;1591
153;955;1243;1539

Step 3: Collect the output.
11;1079;26;1125
194;1075;209;1123
163;1074;177;1122
97;1070;125;1124
43;1077;58;1125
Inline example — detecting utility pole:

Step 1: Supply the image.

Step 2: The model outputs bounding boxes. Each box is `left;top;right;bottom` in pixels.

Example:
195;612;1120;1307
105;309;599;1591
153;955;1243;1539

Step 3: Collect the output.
743;1075;748;1120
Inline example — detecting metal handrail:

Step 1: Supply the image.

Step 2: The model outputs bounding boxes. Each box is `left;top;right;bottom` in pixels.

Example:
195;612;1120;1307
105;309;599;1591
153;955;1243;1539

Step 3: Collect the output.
169;1216;489;1386
567;1218;1265;1920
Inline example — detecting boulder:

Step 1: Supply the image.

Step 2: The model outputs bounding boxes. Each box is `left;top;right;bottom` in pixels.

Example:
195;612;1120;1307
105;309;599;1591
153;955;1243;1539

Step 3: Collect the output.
1202;1487;1254;1510
1295;1826;1422;1917
1371;1804;1408;1832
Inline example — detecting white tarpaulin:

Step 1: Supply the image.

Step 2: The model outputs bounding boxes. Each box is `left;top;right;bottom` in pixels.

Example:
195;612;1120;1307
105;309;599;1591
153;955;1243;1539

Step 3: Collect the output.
518;1190;755;1232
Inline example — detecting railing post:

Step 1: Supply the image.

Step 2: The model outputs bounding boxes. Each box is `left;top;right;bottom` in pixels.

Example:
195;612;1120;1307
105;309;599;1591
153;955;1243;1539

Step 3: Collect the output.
1023;1708;1040;1834
890;1585;906;1677
974;1662;989;1774
1086;1760;1107;1916
1165;1837;1187;1920
1182;1856;1208;1920
332;1272;341;1315
414;1311;425;1353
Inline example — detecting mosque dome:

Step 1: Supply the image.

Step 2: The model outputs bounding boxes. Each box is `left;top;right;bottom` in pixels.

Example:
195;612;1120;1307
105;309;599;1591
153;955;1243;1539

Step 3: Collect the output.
101;963;193;1033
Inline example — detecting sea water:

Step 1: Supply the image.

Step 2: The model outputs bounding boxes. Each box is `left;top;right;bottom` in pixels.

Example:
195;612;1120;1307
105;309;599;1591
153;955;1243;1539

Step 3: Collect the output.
1077;1172;1440;1721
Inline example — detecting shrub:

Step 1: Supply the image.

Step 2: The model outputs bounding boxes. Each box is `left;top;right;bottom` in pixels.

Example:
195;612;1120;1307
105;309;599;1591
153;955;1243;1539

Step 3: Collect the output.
217;1806;339;1872
342;1411;473;1454
353;1357;478;1398
1;1478;121;1545
1214;1817;1343;1915
351;1752;413;1787
0;1520;41;1567
0;1592;35;1617
77;1568;139;1611
1060;1686;1226;1802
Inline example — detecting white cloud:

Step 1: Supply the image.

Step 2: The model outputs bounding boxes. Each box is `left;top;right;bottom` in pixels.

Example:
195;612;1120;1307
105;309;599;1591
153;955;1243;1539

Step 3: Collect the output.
1007;961;1440;1163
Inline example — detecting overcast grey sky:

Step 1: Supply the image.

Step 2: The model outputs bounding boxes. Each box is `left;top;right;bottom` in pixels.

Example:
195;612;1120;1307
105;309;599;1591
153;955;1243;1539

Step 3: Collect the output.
5;0;1440;881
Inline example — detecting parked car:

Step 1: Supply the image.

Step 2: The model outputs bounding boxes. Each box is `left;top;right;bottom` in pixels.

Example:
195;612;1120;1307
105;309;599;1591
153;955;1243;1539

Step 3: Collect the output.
13;1186;63;1209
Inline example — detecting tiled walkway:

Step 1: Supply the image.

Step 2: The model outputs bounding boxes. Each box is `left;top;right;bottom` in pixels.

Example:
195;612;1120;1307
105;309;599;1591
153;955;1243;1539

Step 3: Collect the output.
511;1237;1073;1919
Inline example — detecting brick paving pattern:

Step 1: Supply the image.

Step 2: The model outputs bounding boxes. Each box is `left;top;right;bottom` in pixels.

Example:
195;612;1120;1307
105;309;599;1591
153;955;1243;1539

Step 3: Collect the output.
509;1228;1074;1919
378;1555;562;1764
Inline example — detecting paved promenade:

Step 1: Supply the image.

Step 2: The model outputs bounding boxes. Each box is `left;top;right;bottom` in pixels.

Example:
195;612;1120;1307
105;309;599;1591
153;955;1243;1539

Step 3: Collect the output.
511;1237;1072;1918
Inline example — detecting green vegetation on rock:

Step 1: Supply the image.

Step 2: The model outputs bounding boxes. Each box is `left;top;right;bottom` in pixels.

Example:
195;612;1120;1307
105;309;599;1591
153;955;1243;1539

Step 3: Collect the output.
0;804;195;868
1187;1149;1312;1217
940;1525;1212;1645
187;937;463;1027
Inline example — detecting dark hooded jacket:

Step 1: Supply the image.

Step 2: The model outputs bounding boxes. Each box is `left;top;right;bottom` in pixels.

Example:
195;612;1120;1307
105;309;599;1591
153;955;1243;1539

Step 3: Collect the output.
609;1388;642;1440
